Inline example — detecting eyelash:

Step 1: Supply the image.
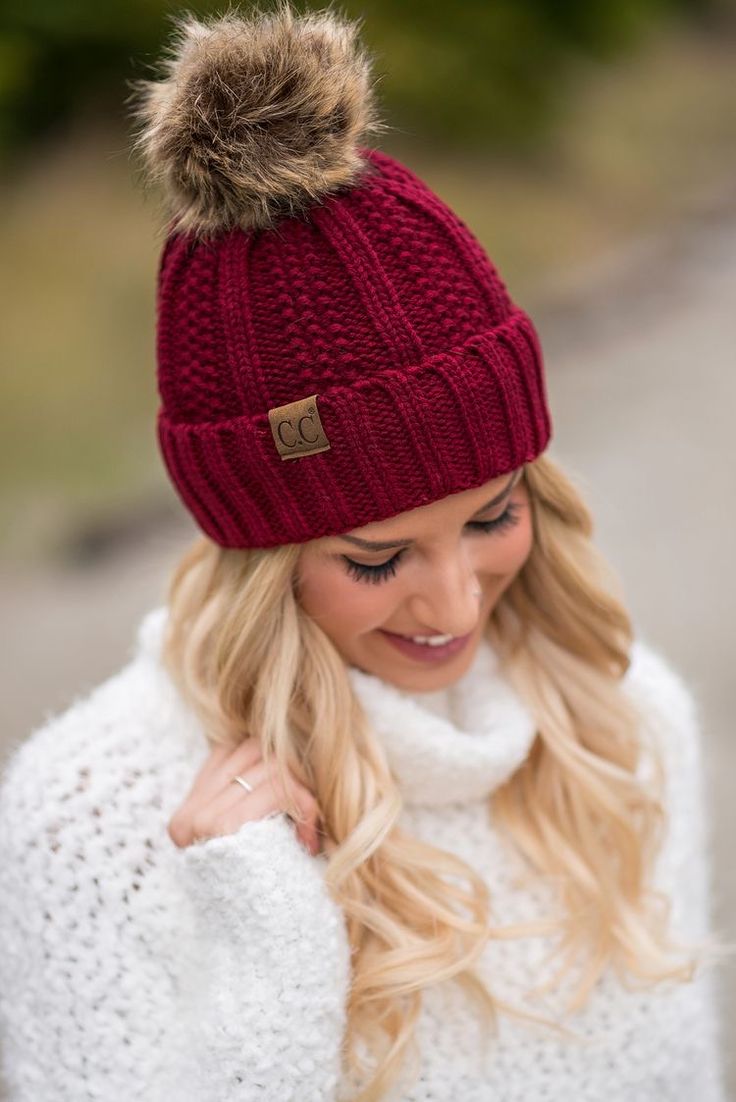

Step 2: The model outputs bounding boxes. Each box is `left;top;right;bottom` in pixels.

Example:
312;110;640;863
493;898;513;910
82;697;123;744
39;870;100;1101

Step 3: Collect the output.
341;501;522;585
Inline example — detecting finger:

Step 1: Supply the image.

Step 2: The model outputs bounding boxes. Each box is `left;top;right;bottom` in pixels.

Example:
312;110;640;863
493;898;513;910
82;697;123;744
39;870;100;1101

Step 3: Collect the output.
209;760;271;816
277;781;323;855
199;739;238;776
298;818;321;857
191;737;263;802
215;761;319;825
179;738;241;800
288;782;322;830
192;782;283;844
215;768;322;853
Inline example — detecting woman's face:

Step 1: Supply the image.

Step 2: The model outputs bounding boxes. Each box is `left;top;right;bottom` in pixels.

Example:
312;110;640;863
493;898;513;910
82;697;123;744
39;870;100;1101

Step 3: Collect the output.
296;466;533;691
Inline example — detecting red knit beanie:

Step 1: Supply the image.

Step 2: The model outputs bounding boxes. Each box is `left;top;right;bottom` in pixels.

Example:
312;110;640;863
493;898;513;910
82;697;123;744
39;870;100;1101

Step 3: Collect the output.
130;3;552;549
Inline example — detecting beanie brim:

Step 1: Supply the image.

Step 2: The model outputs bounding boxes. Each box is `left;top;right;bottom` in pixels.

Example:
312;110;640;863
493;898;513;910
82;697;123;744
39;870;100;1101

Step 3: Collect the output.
157;307;551;548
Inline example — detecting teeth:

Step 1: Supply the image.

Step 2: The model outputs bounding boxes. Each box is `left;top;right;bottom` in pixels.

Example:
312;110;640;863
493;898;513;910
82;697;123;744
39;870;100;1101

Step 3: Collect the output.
410;633;454;646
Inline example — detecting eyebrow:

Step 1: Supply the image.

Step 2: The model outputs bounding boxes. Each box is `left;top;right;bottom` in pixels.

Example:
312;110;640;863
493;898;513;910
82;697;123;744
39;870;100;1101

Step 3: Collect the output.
338;470;522;552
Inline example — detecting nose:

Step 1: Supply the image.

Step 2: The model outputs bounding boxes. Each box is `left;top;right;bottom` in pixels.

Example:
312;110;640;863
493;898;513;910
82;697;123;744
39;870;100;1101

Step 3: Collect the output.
407;549;484;638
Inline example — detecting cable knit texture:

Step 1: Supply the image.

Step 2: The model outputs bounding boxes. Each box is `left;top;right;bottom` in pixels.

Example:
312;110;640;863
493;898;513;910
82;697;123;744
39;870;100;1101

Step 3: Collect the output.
155;146;552;549
0;606;726;1101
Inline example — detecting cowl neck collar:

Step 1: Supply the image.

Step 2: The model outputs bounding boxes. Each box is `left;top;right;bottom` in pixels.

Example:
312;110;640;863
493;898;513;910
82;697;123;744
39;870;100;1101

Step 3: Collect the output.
347;635;538;807
135;607;538;808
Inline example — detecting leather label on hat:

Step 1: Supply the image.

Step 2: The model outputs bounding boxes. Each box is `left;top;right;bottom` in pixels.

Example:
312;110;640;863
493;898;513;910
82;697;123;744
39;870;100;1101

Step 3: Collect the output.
268;393;331;461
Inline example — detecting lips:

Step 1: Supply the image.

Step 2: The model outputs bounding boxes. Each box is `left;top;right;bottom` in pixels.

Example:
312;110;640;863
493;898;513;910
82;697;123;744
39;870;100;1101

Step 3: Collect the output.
379;628;473;664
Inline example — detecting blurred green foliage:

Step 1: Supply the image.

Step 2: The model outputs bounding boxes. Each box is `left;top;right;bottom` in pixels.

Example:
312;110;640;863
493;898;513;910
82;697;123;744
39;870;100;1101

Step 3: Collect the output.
0;0;727;163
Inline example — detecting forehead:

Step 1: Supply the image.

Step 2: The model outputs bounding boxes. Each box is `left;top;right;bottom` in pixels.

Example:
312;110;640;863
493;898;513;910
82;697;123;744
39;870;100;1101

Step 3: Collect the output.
339;468;523;541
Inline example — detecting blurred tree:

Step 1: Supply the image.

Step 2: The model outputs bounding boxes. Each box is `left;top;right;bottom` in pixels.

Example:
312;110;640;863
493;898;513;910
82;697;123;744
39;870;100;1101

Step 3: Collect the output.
0;0;731;163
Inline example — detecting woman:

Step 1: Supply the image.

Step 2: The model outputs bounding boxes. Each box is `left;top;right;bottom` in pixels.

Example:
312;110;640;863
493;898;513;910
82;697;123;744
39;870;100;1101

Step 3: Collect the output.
0;4;728;1100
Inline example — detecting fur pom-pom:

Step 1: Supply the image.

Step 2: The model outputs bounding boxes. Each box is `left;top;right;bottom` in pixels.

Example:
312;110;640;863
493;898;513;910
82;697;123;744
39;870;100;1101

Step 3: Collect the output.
128;1;389;239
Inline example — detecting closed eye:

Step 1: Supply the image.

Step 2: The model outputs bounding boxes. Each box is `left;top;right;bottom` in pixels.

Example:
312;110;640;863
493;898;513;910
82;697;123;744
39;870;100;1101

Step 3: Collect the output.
341;501;522;585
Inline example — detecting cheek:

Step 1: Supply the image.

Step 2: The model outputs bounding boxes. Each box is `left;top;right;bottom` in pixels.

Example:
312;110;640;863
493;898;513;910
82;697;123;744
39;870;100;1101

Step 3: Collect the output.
297;555;396;635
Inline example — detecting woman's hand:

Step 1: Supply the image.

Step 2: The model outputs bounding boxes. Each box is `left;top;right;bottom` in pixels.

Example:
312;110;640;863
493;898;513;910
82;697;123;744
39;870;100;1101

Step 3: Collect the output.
168;738;322;856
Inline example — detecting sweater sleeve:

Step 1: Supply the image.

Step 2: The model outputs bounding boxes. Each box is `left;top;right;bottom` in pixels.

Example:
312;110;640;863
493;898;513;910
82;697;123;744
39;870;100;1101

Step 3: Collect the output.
629;643;720;939
0;732;351;1102
170;812;352;1101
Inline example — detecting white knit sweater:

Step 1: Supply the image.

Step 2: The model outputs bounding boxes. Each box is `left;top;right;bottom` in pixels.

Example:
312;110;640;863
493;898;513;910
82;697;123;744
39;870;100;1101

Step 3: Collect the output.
0;606;726;1101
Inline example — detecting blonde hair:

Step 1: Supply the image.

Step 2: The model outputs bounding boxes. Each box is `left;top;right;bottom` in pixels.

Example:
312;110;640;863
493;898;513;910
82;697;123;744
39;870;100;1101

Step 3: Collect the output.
160;452;725;1101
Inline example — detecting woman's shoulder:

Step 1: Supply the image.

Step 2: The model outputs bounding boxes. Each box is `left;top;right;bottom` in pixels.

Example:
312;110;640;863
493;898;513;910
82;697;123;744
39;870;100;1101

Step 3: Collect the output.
622;636;717;936
625;636;699;716
0;605;206;843
622;636;704;781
